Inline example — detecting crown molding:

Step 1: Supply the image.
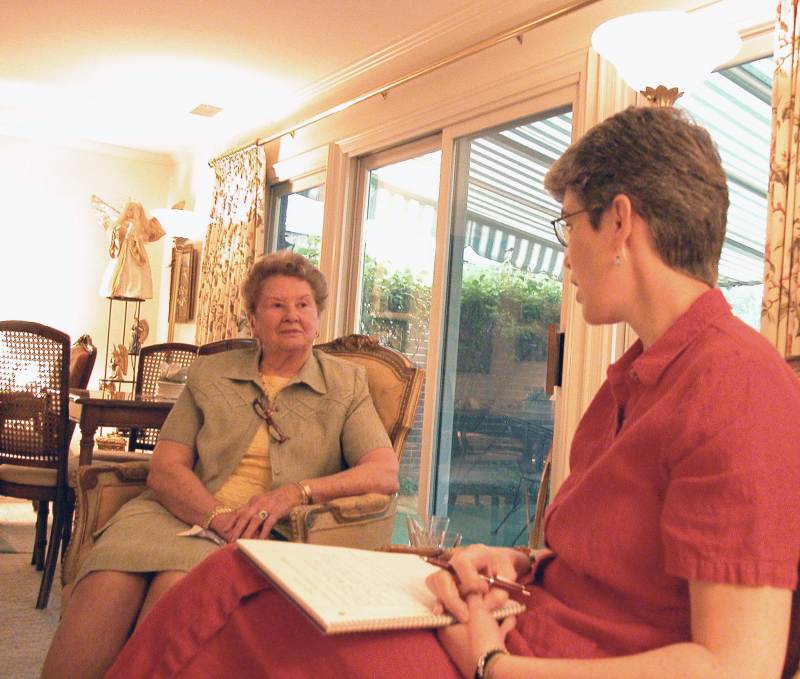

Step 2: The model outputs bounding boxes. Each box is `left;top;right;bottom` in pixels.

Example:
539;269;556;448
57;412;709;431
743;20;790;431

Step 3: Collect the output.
334;47;585;157
291;0;528;105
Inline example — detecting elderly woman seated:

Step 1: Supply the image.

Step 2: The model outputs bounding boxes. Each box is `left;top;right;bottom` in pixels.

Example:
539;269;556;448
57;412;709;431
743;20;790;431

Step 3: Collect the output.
42;251;398;679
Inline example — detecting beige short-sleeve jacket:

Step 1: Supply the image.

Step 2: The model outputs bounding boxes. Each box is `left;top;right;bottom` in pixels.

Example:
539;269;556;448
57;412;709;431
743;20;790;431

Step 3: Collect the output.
76;345;391;582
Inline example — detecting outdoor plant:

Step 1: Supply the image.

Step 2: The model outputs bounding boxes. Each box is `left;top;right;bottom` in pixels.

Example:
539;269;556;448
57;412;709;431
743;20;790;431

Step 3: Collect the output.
360;255;562;371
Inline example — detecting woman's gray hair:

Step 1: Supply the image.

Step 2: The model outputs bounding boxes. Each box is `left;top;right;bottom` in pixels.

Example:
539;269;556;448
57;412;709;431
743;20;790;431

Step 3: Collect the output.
241;251;328;314
544;106;728;287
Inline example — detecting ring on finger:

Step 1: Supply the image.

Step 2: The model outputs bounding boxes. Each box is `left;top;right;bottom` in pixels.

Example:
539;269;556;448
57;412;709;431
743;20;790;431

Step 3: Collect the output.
257;509;269;522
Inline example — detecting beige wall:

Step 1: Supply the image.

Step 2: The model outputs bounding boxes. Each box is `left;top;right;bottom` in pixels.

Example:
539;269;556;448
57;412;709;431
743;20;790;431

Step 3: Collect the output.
0;134;175;387
154;148;216;346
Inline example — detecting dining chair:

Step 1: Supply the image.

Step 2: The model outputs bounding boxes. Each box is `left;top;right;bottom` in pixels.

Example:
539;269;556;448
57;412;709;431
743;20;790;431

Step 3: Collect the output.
66;334;97;449
0;320;71;608
127;342;197;452
197;338;258;355
59;334;98;547
68;334;97;390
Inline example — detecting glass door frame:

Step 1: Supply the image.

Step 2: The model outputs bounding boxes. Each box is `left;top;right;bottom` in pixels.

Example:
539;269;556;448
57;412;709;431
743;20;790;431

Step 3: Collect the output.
264;170;327;255
419;84;581;519
342;135;443;336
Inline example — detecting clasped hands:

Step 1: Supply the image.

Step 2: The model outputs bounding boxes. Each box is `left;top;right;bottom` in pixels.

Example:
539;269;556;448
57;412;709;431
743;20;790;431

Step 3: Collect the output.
207;485;301;542
427;544;528;678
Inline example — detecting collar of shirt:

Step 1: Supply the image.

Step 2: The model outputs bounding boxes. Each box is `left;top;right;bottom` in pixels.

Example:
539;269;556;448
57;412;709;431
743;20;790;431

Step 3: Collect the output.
607;289;731;398
215;344;329;395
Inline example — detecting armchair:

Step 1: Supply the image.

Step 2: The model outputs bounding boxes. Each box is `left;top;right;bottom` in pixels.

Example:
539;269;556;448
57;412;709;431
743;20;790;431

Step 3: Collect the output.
62;334;424;596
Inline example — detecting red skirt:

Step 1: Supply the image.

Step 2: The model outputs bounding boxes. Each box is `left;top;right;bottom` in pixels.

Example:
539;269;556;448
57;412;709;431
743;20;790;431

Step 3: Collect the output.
105;544;462;679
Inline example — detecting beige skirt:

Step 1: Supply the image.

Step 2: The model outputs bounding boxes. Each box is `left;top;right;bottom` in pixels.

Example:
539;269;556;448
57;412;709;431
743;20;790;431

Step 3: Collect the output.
75;490;220;585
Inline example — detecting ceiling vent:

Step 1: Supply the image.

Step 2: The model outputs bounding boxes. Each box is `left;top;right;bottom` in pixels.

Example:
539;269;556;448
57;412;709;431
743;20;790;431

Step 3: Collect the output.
189;104;223;117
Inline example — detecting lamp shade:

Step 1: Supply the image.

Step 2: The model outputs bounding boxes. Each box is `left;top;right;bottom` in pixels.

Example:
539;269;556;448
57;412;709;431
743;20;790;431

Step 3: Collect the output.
591;11;741;96
151;208;208;239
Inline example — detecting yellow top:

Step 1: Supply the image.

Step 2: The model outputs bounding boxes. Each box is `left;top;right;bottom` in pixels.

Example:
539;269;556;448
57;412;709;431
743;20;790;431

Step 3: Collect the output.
213;374;290;508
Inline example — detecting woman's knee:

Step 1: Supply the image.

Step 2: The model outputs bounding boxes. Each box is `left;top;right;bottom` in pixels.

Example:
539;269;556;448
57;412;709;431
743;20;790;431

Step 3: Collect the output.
68;570;150;612
138;570;187;624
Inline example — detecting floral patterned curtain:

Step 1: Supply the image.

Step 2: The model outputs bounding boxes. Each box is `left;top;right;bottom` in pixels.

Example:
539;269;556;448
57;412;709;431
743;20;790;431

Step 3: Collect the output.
762;0;800;356
195;145;266;344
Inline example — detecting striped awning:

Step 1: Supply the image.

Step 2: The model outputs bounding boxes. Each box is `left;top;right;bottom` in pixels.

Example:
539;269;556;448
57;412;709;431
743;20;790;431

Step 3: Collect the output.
461;56;772;288
464;112;572;279
679;57;771;287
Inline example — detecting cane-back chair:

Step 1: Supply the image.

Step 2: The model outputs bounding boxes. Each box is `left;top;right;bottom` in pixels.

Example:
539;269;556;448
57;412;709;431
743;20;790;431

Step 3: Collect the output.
0;320;71;608
197;338;258;356
62;334;424;602
127;342;197;452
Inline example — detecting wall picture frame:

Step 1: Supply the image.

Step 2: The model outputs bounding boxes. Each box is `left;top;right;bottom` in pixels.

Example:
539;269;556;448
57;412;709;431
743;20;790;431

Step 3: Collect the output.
170;241;197;323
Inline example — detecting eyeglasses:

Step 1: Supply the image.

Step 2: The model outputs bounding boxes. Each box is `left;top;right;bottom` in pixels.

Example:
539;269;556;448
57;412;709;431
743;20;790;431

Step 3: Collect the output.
550;208;589;247
252;393;289;443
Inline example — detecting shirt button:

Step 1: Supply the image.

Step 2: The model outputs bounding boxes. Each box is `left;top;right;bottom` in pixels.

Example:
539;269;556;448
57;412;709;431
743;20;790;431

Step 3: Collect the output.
629;369;639;382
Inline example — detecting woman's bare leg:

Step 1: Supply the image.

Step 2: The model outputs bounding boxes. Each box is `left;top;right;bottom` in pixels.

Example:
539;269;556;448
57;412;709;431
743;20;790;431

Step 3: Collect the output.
137;570;186;625
41;570;149;679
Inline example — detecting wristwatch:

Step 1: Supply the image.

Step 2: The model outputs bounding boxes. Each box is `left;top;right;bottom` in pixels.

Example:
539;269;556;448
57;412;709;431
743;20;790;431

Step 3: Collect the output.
474;648;507;679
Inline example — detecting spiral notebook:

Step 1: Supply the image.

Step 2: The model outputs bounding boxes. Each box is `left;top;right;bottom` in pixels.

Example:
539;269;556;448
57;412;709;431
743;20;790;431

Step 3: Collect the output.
237;539;527;635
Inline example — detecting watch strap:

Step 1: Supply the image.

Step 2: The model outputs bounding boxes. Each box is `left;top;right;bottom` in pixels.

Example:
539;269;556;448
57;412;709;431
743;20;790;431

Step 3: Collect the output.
474;648;507;679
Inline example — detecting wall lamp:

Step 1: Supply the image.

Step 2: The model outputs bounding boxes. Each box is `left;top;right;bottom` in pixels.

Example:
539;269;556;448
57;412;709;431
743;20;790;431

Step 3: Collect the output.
591;11;742;106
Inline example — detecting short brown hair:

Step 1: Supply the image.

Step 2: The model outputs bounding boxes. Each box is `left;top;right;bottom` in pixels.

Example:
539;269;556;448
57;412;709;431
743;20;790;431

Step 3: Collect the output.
544;106;728;286
241;251;328;314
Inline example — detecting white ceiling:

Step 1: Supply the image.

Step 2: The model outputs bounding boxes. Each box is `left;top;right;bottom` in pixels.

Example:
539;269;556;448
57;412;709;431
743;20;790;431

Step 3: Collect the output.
1;0;563;156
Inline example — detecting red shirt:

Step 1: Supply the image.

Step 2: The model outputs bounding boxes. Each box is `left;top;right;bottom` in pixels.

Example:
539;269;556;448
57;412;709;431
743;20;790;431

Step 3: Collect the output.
508;289;800;658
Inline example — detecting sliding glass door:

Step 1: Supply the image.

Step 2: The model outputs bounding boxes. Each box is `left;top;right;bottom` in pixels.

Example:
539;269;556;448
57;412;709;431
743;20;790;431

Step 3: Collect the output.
678;56;772;329
267;174;325;265
346;105;573;547
351;139;442;519
434;108;572;546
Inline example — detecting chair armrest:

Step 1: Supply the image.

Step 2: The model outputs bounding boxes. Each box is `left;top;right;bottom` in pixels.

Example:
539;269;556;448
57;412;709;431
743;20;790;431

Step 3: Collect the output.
62;462;150;588
286;493;397;550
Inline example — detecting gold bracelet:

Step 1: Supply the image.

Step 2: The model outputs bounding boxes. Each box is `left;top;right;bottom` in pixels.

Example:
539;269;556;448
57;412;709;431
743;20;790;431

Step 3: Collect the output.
201;505;234;530
293;481;313;505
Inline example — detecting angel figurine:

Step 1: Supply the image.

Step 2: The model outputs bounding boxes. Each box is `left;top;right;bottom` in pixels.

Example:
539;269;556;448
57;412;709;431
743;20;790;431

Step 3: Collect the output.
110;343;129;380
92;195;166;300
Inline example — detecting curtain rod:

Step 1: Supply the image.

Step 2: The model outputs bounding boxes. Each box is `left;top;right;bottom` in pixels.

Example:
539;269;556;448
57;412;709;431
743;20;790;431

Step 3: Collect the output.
209;0;600;165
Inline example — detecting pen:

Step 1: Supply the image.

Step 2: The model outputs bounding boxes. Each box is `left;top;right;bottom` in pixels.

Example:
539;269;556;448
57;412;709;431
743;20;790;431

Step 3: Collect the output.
422;556;531;597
